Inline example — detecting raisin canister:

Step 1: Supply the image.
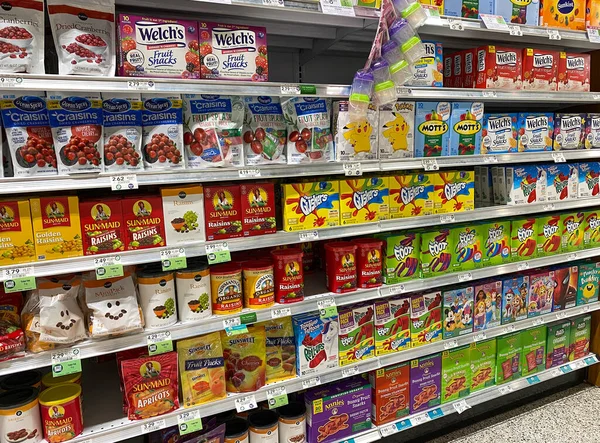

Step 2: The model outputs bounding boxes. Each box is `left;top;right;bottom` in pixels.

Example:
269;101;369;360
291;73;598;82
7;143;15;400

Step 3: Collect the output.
354;238;383;288
324;242;357;293
39;383;83;442
243;260;275;309
211;263;243;314
271;249;304;304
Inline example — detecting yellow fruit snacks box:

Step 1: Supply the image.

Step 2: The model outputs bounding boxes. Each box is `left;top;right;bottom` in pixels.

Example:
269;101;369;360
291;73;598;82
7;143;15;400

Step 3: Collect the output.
282;181;340;231
30;196;83;261
0;200;35;266
340;177;389;225
540;0;585;30
389;173;436;218
433;170;475;214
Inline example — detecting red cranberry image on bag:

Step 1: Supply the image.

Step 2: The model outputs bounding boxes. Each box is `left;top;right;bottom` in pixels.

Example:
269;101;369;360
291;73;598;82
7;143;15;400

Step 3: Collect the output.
141;95;185;170
0;0;44;74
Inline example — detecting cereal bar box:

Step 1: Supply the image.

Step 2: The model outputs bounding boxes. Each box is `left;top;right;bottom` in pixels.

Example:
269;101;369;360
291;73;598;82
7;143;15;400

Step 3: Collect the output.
522;48;559;91
546;321;571;368
420;228;453;277
410;353;441;414
414;101;450;157
506;165;547;205
441;345;471;404
378;101;415;160
453;225;482;271
495;331;522;384
475;46;523;90
338;304;375;366
536;214;563;256
469;338;496;392
501;275;529;324
585;114;600;149
481;113;518;154
521;325;547;376
577;262;600;305
410;291;442;347
282;180;340;231
546;164;577;202
443;287;474;339
558;52;590;92
474;281;502;331
333;101;378;162
448;102;483;156
579;163;600;198
292;313;339;376
561;211;585;252
540;0;585;30
340;177;389;225
511;217;538;260
553;113;586;150
389;173;435;218
433;170;475;214
369;363;409;425
406;41;444;87
0;200;35;266
584;210;600;247
478;220;511;268
517;113;554;152
569;315;591;361
374;297;410;356
376;232;421;284
527;270;555;318
552;265;578;311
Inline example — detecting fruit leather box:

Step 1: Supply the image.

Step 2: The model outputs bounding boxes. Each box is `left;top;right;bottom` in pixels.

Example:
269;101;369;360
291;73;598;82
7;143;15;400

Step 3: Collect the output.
305;378;372;443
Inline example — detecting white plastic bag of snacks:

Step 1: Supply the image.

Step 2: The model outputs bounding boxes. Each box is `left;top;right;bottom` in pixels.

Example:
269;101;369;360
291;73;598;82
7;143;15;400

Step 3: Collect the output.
142;94;185;170
182;94;245;168
282;97;334;164
102;92;143;172
47;0;116;76
0;0;45;74
0;92;57;177
242;96;286;165
47;92;103;174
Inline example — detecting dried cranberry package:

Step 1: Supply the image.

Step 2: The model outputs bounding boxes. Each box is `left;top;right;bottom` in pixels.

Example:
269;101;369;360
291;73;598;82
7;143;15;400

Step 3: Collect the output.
47;0;116;76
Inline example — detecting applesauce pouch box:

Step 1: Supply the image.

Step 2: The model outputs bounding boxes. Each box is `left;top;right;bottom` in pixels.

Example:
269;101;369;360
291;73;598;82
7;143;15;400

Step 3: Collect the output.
282;181;340;231
369;362;409;425
510;217;538;261
409;353;441;414
553;113;585;150
521;325;547;376
528;270;555;317
506;165;546;205
161;185;206;246
517;113;554;151
481;113;518;154
80;198;126;255
414;101;450;157
410;291;442;347
569;315;591;361
578;162;600;198
479;0;539;25
378;101;415;160
546;164;578;201
376;232;421;284
0;200;36;266
240;182;276;237
389;173;435;218
441;345;470;404
448;102;483;156
292;312;339;377
374;297;410;356
501;275;529;324
121;195;165;250
340;177;389;225
558;52;591;92
338;304;375;366
443;286;474;339
479;220;510;267
552;265;578;311
30;196;83;261
453;225;481;271
546;320;571;368
495;331;522;384
420;228;454;277
474;281;502;331
406;41;444;87
469;339;496;392
577;262;600;305
584;210;600;247
536;214;562;256
433;170;474;214
561;211;585;251
203;185;242;241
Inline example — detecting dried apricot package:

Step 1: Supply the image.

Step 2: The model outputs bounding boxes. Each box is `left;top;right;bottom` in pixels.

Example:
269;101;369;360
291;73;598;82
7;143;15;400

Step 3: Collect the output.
221;325;266;393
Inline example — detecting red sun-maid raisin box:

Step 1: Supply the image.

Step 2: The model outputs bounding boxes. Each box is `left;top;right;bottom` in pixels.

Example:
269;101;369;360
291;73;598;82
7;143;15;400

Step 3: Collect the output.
522;48;558;91
240;182;276;237
476;45;522;90
204;185;243;240
80;198;126;255
121;195;165;250
558;52;590;92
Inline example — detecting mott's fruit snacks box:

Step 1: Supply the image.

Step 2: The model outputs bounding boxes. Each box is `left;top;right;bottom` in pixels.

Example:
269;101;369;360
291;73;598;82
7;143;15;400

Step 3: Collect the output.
453;225;481;271
511;217;538;260
481;113;518;154
0;200;35;266
578;162;600;198
406;41;444;87
479;220;511;267
521;325;547;377
546;320;571;368
410;291;442;347
479;0;539;24
378;101;415;160
377;232;421;284
282;181;340;231
577;262;600;305
433;170;474;214
389;173;435;218
443;286;474;339
369;362;410;425
536;214;562;256
414;101;450;157
292;313;339;377
506;165;547;205
496;331;522;384
584;210;600;247
448;102;483;156
340;177;389;225
409;353;441;414
540;0;585;30
374;297;411;356
517;113;554;152
469;338;497;393
569;315;591;360
420;228;454;277
558;52;591;92
441;345;471;404
338;304;375;366
561;211;585;251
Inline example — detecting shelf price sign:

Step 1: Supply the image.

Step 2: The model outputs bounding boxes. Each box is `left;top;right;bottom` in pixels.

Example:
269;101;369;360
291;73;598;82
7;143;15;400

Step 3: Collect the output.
161;248;187;271
51;348;82;377
206;242;231;265
318;298;337;319
110;174;138;191
319;0;356;17
147;331;173;356
94;255;123;280
235;394;257;413
178;410;202;436
2;266;35;293
266;386;289;409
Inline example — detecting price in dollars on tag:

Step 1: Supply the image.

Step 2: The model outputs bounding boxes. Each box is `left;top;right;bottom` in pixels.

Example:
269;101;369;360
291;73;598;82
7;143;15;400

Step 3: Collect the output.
51;348;82;377
2;266;35;292
161;248;187;271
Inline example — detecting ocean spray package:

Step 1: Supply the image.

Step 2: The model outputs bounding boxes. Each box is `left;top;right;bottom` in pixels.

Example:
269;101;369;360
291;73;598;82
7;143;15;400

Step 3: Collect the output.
0;0;44;74
333;101;378;162
243;96;286;165
378;101;415;160
102;93;143;172
142;94;184;170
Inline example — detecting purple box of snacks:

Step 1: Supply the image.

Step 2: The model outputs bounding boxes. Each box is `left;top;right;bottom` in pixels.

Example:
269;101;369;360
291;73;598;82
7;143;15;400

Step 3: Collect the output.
409;353;442;414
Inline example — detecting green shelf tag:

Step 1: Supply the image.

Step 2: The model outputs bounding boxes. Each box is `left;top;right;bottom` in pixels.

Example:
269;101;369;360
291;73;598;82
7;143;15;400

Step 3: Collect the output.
4;276;36;292
51;348;82;378
267;387;288;409
162;256;187;272
147;331;173;356
178;410;203;436
206;242;231;265
300;85;317;95
240;312;257;325
96;263;124;280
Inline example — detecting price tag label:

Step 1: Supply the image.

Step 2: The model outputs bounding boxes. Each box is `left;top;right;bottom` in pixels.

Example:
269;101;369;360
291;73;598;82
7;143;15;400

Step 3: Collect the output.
141;419;166;434
412;413;431;425
503;324;516;334
560;364;573;373
318;298;337;318
266;386;288;409
422;159;439;171
587;27;600;42
556;311;567;320
0;76;23;88
440;214;455;224
444;339;458;350
452;399;471;414
508;24;523;36
447;18;464;30
527;375;540;385
428;408;444;420
480;14;509;30
343;162;362;177
396;419;413;431
543;203;556;211
51;348;82;377
2;266;36;293
128;80;155;90
568;253;577;261
517;262;530;271
161;248;187;271
594;94;600;100
223;317;241;329
584;355;599;365
110;174;138;190
271;307;292;319
396;87;411;96
573;360;586;369
263;0;284;6
299;231;319;242
483;155;498;163
498;385;513;395
302;376;321;389
473;332;487;342
380;423;400;437
235;394;257;413
551;368;561;377
582;305;591;313
94;255;124;280
225;325;249;336
147;331;173;356
178;410;202;436
547;29;561;40
238;169;261;178
532;317;545;326
458;272;473;282
482;91;497;98
319;0;356;16
206;242;231;265
280;85;301;95
342;366;360;377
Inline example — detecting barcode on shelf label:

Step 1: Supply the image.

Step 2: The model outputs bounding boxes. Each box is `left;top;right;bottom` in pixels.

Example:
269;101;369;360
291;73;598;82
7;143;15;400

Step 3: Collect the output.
141;419;166;434
594;94;600;100
458;272;473;282
447;18;464;30
302;376;321;389
2;266;33;281
342;366;360;377
551;369;562;377
503;324;516;334
178;410;202;435
587;27;600;42
51;348;82;377
3;271;36;294
271;307;292;319
110;174;138;190
498;385;513;395
483;155;498;163
440;214;455;223
388;284;406;296
238;169;261;178
412;413;431;425
147;331;173;356
178;410;201;424
508;24;522;36
422;159;439;171
428;408;444;420
444;339;458;350
280;85;301;95
556;311;567;320
299;231;319;242
543;203;556;211
128;80;155;90
547;29;561;40
51;348;81;364
235;394;257;413
94;255;123;280
573;360;586;369
480;14;509;30
161;248;187;271
518;262;530;271
552;152;566;163
319;0;356;17
532;317;545;326
452;399;470;414
473;332;487;342
206;242;231;265
343;162;362;176
318;298;337;318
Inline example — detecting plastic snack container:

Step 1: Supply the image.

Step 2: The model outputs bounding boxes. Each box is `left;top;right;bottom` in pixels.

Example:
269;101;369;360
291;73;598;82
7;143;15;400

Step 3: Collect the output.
349;69;374;118
389;19;415;47
402;2;428;29
372;59;397;106
390;60;413;86
381;40;405;66
392;0;414;14
402;36;427;64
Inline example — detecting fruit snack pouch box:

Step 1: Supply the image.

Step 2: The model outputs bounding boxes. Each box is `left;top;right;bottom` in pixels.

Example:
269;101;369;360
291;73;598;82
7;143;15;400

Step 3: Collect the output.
522;48;559;91
506;165;547;205
546;320;571;368
448;102;484;156
521;325;547;376
444;0;480;18
495;331;522;384
585;114;600;149
282;180;340;231
451;51;463;88
410;291;442;347
517;113;554;152
475;46;523;90
478;220;511;268
389;172;435;219
481;113;518;154
406;41;444;87
474;280;502;331
545;164;577;201
0;199;36;266
292;312;339;376
80;197;126;255
204;184;243;241
569;315;591;360
578;162;600;198
536;214;563;256
469;338;497;392
510;217;538;260
443;54;453;87
376;232;421;284
558;52;590;92
242;96;286;165
479;0;539;25
333;101;378;162
338;303;375;366
414;101;450;157
553;113;586;150
443;286;474;339
420;228;454;277
583;210;600;247
409;353;442;414
552;265;578;311
577;262;600;305
433;170;475;214
340;177;389;225
441;345;471;404
369;362;410;425
540;0;585;30
378;101;415;160
561;211;585;252
453;225;482;271
501;275;529;324
374;296;410;356
527;270;555;318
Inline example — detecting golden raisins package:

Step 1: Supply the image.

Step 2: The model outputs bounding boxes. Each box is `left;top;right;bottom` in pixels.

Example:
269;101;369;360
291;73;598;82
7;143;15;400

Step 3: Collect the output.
260;317;296;384
221;325;266;393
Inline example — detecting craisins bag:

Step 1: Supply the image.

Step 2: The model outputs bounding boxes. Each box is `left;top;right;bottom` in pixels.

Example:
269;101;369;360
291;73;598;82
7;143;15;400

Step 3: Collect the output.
242;96;286;165
102;92;143;172
47;0;116;76
0;291;25;362
0;0;45;74
142;94;185;170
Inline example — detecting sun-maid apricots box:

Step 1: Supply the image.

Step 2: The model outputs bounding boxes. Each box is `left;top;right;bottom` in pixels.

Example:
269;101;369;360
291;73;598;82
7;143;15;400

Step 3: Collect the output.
340;177;389;225
369;362;410;425
282;181;340;231
79;198;125;255
540;0;585;30
30;196;83;261
0;199;35;266
121;195;165;250
204;185;243;240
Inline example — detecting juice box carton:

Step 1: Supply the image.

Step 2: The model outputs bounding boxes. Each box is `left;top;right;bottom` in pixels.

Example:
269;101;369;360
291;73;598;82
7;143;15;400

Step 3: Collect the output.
240;182;276;237
584;210;600;247
305;378;371;443
161;185;206;245
406;41;444;87
546;320;571;368
198;22;268;82
558;52;591;92
409;353;441;414
414;101;451;157
443;286;474;339
282;181;340;232
481;113;518;153
418;0;444;13
540;0;585;30
420;228;454;277
475;46;523;90
506;165;547;205
469;338;497;392
463;48;477;88
495;331;522;384
585;115;600;149
389;173;435;218
521;325;547;376
121;195;166;250
30;196;83;261
552;265;578;311
553;113;586;150
333;101;378;162
203;185;242;241
79;197;126;256
0;199;35;266
410;291;442;347
578;162;600;198
453;225;482;271
517;113;554;151
374;297;411;356
376;232;421;284
443;54;453;87
444;0;480;18
522;48;559;91
338;304;375;366
569;315;591;361
433;170;475;214
452;51;463;88
501;275;529;324
577;262;600;305
378;101;415;160
474;280;502;331
479;220;511;268
369;362;410;425
537;214;563;256
511;217;538;261
479;0;539;25
441;345;471;404
448;102;484;156
292;313;339;376
528;270;555;317
561;211;585;251
340;177;389;225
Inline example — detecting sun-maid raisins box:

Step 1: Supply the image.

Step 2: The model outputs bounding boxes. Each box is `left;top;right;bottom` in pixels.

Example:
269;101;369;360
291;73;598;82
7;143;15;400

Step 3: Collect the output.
282;181;340;231
369;362;410;425
414;101;450;157
521;325;547;376
30;196;83;261
577;262;600;305
79;197;125;255
161;185;205;246
375;232;421;284
240;182;276;237
409;353;441;413
495;331;522;384
441;345;471;404
0;199;36;266
389;173;435;218
569;315;591;361
546;320;571;368
374;296;410;356
469;338;496;393
410;291;442;347
340;177;389;225
121;195;165;250
448;102;483;156
203;185;242;240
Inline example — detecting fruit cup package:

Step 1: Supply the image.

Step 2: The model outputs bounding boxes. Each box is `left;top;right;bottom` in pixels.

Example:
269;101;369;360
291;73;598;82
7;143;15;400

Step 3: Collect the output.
242;96;286;165
444;0;480;17
583;210;600;247
481;113;518;154
537;214;562;257
561;211;585;252
198;22;268;82
473;281;502;331
338;304;375;366
433;170;475;214
569;315;591;360
585;114;600;149
501;275;529;324
577;262;600;305
441;345;471;404
203;184;242;241
479;0;539;24
333;101;378;162
414;101;450;157
0;199;35;266
374;296;410;356
558;52;590;92
79;197;125;255
220;325;266;393
410;291;443;347
406;41;444;87
262;317;296;384
479;220;511;268
240;182;276;237
121;195;165;250
282;181;340;231
369;362;410;425
141;94;185;169
522;48;559;91
448;102;484;156
102;93;143;172
376;231;422;284
340;177;389;225
389;172;435;218
47;0;116;76
517;113;554;152
540;0;585;29
0;92;57;177
510;217;538;261
520;325;547;376
506;165;547;205
546;320;571;368
409;353;441;414
495;331;522;384
378;101;415;160
469;338;497;392
552;265;578;310
553;113;586;150
545;164;577;202
116;15;199;79
420;228;454;277
443;286;474;339
453;225;482;271
161;185;206;246
0;0;44;74
527;270;555;317
182;94;244;168
292;313;339;376
475;46;523;90
282;97;334;164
